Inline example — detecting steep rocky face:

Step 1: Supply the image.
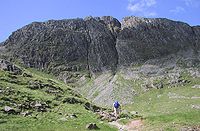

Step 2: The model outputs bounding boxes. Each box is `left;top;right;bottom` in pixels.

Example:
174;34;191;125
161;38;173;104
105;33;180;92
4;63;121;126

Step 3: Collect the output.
2;16;200;75
100;16;121;38
192;26;200;50
85;16;118;73
4;19;89;74
3;16;120;75
117;16;198;66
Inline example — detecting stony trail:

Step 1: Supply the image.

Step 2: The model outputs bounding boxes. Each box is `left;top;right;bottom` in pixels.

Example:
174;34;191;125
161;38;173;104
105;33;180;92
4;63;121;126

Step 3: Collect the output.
109;119;143;131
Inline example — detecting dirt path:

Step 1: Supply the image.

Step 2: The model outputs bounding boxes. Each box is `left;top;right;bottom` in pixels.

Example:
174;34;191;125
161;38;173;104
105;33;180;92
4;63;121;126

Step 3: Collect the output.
109;119;143;131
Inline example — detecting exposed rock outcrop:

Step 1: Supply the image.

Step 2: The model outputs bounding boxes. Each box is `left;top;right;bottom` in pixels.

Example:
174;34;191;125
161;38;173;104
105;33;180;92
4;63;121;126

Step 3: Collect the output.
117;16;199;66
4;19;89;74
0;59;22;75
3;16;120;75
85;16;118;73
192;26;200;50
2;16;200;75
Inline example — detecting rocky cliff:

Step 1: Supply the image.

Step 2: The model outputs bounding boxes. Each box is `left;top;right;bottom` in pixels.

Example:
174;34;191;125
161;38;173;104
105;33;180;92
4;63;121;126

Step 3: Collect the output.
2;16;121;76
1;16;200;106
2;16;199;74
117;17;199;66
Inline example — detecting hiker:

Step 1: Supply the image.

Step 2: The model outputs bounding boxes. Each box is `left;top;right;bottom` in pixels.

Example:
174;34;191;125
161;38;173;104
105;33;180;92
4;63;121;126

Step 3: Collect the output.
113;101;120;118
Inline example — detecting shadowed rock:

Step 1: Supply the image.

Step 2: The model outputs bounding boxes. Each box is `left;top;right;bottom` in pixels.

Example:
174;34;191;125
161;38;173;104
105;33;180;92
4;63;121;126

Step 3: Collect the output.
117;16;199;66
0;59;22;75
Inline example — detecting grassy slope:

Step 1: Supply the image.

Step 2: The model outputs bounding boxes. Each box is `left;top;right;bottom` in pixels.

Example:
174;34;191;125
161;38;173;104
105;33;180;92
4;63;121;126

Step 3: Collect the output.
0;69;116;131
124;71;200;130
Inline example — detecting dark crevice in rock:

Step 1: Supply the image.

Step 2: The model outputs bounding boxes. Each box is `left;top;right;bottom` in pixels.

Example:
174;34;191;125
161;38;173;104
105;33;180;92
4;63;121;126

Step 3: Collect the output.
84;16;119;74
84;20;92;77
100;16;121;75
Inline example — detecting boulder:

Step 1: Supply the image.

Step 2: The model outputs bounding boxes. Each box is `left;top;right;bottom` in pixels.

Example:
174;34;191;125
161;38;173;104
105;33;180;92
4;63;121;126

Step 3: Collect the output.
68;113;77;118
191;105;200;109
20;111;32;117
3;106;17;114
0;59;22;75
96;110;116;122
192;85;200;89
86;123;99;130
84;102;101;112
62;97;84;104
22;72;32;77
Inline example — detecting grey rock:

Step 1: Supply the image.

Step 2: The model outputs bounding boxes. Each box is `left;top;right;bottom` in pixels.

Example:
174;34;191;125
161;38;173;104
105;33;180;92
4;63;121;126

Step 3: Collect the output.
3;106;17;114
4;19;89;74
3;16;119;76
181;126;200;131
34;103;42;107
4;106;13;112
62;97;84;104
117;16;198;66
192;26;200;50
69;113;77;118
192;85;200;89
2;16;200;75
168;78;190;87
20;111;32;117
22;72;32;77
191;105;200;109
59;117;68;122
0;59;22;75
28;80;44;89
100;16;121;38
86;123;99;130
85;16;118;73
97;110;116;122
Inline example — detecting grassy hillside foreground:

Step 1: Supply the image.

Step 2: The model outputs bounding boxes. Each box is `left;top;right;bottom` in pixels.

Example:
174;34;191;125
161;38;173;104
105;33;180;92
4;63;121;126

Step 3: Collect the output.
0;68;116;131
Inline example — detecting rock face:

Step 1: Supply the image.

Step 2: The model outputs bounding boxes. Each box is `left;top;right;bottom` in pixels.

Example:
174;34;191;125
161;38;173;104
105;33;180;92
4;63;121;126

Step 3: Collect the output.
3;16;120;75
117;16;199;66
3;16;199;75
84;16;119;73
192;26;200;50
4;19;89;74
0;59;22;75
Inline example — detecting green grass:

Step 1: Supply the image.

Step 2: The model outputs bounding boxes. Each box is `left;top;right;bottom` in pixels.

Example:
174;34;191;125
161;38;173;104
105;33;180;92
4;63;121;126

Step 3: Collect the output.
0;104;116;131
0;69;117;131
125;74;200;130
114;72;143;94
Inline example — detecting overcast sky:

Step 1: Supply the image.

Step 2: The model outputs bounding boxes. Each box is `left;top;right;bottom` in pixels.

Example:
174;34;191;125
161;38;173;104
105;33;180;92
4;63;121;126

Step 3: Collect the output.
0;0;199;42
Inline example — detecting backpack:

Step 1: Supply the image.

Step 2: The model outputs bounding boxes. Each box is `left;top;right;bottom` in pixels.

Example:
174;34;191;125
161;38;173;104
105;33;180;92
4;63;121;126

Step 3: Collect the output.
114;101;120;108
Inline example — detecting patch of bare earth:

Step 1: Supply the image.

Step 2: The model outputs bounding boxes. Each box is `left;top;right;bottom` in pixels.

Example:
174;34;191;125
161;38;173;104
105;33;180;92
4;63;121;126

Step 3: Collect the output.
109;119;143;131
